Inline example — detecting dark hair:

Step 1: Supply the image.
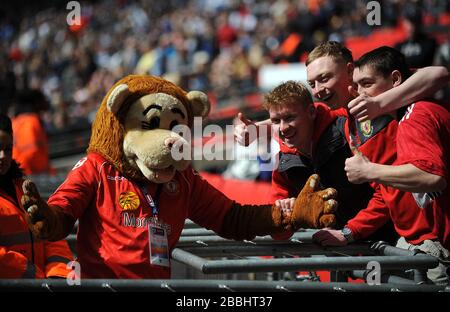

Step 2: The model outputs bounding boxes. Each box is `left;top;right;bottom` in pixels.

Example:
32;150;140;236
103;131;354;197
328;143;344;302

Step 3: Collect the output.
0;113;23;180
0;113;12;135
404;3;423;25
354;46;412;81
13;89;50;116
0;160;24;180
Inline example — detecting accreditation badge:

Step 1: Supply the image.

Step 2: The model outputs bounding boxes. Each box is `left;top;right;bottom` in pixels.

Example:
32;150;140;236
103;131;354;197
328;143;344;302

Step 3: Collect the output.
148;222;170;267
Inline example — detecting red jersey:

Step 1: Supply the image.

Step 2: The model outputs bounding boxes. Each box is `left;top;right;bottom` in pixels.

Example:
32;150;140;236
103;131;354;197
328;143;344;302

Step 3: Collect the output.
346;104;449;247
48;153;234;278
345;114;398;239
394;101;450;248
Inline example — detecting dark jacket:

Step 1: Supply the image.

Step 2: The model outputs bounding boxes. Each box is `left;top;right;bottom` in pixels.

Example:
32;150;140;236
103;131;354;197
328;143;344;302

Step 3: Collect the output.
273;117;398;243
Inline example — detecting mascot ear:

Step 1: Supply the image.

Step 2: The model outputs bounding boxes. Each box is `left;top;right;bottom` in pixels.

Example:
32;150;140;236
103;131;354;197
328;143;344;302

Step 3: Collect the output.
107;84;130;115
187;91;210;118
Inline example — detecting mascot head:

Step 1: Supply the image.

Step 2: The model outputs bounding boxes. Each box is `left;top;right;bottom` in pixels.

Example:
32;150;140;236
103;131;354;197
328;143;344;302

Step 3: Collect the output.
87;75;210;183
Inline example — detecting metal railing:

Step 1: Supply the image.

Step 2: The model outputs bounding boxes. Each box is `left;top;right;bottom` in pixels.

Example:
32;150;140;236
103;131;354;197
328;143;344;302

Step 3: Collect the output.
2;226;448;291
170;230;440;286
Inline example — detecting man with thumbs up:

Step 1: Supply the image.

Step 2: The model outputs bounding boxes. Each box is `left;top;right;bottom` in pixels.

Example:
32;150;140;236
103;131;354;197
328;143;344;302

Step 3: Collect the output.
346;47;449;242
235;42;449;247
317;47;450;284
304;42;449;248
239;81;396;243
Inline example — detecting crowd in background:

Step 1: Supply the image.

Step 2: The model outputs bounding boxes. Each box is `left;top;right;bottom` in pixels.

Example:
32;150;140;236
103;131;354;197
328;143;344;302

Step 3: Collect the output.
0;0;449;133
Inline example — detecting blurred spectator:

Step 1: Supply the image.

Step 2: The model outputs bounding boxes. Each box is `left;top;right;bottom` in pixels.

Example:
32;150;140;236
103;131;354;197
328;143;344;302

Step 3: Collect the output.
215;11;238;52
434;39;450;102
272;20;309;64
0;53;16;114
396;3;437;68
0;0;447;140
11;89;52;175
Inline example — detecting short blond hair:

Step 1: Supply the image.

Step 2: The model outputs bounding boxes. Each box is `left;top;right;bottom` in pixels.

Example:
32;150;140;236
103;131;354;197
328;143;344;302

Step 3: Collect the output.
306;41;353;66
263;81;313;110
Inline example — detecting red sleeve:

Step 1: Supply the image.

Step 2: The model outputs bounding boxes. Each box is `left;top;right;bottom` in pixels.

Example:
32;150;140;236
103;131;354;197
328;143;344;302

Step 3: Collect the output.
48;156;99;219
396;103;448;177
346;185;391;240
271;169;293;202
271;168;298;240
187;169;234;233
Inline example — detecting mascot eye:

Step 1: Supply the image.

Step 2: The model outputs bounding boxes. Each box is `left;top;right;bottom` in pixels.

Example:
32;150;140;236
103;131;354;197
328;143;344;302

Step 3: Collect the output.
170;120;179;130
142;117;160;130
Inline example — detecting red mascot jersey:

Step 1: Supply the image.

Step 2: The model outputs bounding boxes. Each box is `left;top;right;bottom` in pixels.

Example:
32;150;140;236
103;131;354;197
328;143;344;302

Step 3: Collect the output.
49;153;234;278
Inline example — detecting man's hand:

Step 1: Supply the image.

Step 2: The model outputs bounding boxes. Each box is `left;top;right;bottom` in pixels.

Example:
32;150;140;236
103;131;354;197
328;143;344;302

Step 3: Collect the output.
275;197;295;220
312;229;348;246
345;139;374;184
284;174;338;230
22;180;53;239
233;113;258;146
347;86;383;122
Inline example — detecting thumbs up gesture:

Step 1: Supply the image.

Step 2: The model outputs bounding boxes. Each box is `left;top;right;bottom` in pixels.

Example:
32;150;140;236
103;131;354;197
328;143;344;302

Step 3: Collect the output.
344;138;374;184
284;174;338;230
233;112;257;146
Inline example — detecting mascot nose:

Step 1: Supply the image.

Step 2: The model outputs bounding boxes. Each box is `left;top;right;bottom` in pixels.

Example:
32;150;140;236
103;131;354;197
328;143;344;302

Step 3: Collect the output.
164;137;177;149
164;137;184;154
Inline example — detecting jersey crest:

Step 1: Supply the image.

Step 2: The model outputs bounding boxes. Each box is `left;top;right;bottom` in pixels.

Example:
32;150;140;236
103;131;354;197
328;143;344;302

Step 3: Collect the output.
360;120;373;137
164;180;180;195
119;191;140;211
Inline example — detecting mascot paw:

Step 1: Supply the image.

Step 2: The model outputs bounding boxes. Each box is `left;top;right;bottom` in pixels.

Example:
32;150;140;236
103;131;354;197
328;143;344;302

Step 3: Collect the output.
22;180;52;238
285;174;338;230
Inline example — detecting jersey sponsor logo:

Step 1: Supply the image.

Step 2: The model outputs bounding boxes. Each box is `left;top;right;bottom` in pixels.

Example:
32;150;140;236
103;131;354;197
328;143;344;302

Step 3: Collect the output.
118;191;140;211
164;180;179;195
122;212;151;227
122;212;172;234
72;157;87;170
360;120;373;137
107;175;128;181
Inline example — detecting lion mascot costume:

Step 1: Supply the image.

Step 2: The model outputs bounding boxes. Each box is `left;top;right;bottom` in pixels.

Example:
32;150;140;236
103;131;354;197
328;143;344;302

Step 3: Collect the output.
23;75;337;278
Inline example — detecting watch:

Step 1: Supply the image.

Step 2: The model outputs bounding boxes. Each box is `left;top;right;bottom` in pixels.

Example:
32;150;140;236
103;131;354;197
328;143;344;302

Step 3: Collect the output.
341;226;355;243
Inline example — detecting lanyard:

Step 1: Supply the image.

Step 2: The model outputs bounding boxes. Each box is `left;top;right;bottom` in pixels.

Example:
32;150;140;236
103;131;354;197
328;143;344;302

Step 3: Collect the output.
139;183;163;220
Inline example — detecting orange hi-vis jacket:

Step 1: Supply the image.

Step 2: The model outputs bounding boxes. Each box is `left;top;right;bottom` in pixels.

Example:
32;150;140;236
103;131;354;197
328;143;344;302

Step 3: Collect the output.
0;178;73;278
12;113;50;175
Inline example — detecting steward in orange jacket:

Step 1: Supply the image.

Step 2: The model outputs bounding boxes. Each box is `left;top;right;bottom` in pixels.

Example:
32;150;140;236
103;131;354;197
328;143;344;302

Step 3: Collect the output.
0;113;73;278
12;113;50;175
11;90;51;175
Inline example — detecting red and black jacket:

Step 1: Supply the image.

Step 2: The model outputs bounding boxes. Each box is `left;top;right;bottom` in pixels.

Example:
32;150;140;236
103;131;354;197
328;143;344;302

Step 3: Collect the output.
272;105;398;243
